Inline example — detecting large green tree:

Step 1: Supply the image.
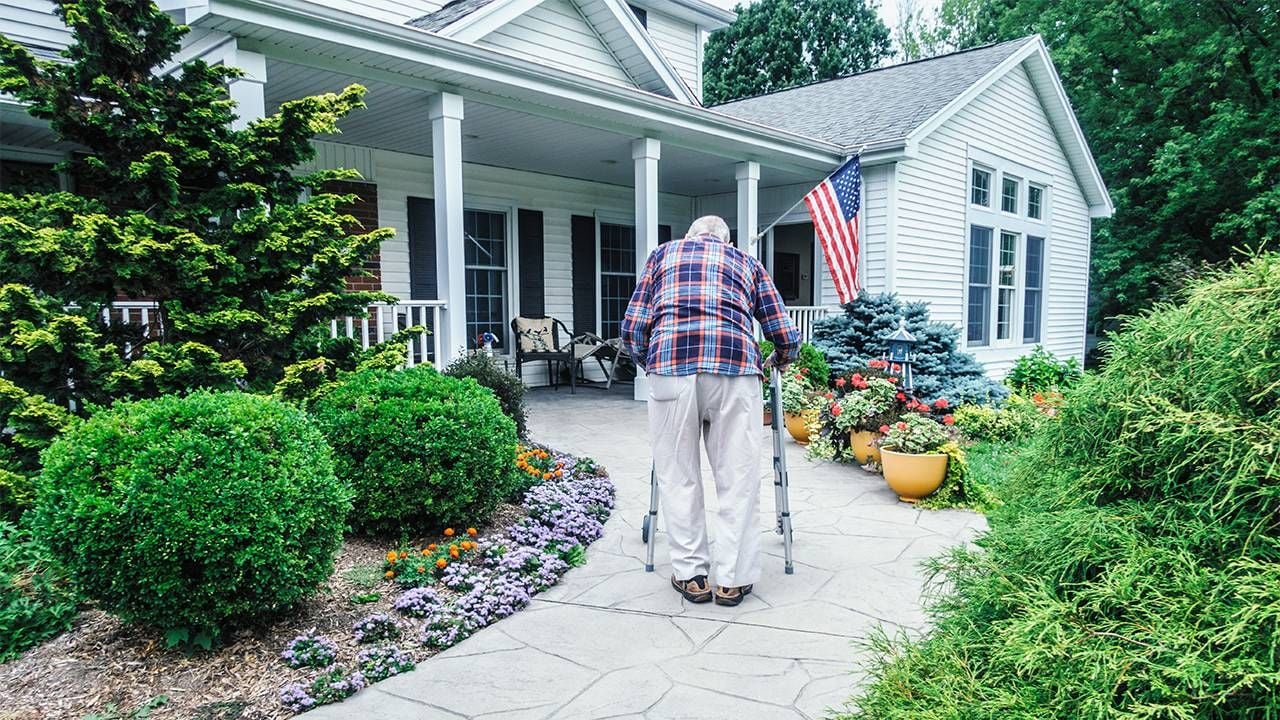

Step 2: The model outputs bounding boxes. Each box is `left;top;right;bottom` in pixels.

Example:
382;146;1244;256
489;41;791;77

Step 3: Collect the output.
0;0;395;506
911;0;1278;330
703;0;893;105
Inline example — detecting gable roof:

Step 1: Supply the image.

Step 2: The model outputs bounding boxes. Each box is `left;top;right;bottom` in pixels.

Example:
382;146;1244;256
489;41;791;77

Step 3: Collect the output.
713;36;1112;217
406;0;699;104
713;38;1033;150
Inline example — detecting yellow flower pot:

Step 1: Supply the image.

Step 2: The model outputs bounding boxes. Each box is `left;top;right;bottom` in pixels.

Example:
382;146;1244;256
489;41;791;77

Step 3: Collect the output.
880;448;948;503
784;411;817;445
848;430;883;465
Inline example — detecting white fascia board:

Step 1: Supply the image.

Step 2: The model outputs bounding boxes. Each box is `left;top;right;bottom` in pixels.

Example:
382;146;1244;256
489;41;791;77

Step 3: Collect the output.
628;0;735;29
594;0;699;104
442;0;544;43
199;0;839;168
905;35;1113;218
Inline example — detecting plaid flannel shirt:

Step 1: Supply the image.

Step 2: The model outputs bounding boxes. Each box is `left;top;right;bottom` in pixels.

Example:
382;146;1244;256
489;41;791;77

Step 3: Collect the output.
621;233;800;376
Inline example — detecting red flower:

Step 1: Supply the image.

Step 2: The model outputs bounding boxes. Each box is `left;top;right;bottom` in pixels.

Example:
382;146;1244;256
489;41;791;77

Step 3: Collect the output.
891;363;901;373
943;414;955;425
851;373;864;383
934;398;949;409
896;392;907;401
830;403;843;416
896;421;908;430
868;359;887;369
888;376;899;384
800;368;810;375
825;392;834;399
794;373;804;381
835;377;846;388
879;425;890;434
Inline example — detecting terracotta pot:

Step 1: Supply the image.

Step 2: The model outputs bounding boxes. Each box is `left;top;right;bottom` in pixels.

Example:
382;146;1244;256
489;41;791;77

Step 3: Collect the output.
783;411;816;445
848;430;883;465
880;448;948;503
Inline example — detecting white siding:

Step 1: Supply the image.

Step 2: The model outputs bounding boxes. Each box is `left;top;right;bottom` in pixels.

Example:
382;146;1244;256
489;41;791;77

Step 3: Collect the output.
355;147;694;384
692;163;892;303
894;62;1091;375
0;0;71;51
645;11;699;99
478;0;634;87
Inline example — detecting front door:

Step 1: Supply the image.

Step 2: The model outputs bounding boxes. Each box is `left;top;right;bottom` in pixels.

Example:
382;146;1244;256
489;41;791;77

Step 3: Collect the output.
770;222;815;306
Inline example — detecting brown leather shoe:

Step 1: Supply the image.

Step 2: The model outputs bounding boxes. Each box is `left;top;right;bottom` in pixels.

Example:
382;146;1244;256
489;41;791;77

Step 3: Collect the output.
713;584;754;607
671;575;712;603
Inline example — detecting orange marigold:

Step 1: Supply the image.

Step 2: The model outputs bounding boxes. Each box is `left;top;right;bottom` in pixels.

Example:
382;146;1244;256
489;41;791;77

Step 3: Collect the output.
427;543;438;551
467;527;478;536
399;551;408;560
385;570;395;579
435;558;447;569
416;566;426;573
385;551;398;562
444;528;456;537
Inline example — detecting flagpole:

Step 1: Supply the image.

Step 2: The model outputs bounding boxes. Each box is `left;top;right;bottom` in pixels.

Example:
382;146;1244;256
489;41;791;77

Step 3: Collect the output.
750;145;866;245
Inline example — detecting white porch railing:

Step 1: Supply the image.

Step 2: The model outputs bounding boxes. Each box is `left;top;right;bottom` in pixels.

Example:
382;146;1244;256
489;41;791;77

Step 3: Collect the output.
786;305;837;343
101;301;162;358
330;300;447;369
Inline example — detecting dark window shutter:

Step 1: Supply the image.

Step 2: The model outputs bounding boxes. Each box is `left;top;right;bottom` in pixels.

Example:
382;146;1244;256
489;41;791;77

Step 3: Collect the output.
571;214;597;336
658;224;672;245
407;197;436;300
517;209;545;317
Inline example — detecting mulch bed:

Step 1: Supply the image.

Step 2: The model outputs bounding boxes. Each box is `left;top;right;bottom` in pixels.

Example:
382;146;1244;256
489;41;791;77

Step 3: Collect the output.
0;504;527;720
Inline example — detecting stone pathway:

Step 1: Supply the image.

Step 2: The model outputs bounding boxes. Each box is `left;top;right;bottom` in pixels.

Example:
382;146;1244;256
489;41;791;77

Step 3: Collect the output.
309;387;987;720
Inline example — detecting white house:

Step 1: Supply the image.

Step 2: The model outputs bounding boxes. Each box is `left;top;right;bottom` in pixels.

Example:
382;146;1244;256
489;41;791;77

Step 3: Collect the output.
0;0;1111;395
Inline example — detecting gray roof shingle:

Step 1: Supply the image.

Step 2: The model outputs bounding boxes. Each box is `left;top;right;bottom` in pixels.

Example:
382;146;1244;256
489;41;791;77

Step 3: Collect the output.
407;0;502;32
712;37;1035;150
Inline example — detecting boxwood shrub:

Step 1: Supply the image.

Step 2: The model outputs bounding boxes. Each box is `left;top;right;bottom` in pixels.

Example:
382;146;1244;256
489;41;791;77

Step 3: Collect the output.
32;392;349;641
310;366;520;534
444;352;528;437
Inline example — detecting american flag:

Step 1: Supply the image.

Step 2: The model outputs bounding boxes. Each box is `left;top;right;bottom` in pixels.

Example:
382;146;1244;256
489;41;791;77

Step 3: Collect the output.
803;156;862;304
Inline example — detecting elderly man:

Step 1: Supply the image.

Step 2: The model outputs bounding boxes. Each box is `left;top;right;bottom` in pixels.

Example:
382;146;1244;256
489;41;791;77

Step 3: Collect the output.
621;215;800;606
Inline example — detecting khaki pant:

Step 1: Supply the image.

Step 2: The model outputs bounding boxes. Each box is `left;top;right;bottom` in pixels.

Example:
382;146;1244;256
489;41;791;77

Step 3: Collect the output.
648;373;763;588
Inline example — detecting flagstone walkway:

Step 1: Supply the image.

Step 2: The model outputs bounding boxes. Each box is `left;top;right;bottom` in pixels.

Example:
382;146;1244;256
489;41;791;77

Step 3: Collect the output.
309;387;987;720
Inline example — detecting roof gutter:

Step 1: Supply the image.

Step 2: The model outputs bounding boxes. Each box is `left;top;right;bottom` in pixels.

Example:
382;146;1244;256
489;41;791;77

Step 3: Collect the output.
196;0;842;168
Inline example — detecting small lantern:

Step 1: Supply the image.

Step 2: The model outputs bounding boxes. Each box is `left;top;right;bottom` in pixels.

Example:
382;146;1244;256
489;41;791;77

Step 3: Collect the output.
883;318;917;393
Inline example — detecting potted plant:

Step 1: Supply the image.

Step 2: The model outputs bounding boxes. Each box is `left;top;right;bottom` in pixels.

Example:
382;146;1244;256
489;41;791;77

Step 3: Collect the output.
780;372;818;444
762;380;773;426
831;373;897;464
878;414;951;502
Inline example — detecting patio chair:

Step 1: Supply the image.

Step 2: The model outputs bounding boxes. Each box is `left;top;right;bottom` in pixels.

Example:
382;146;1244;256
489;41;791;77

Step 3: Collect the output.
512;316;579;393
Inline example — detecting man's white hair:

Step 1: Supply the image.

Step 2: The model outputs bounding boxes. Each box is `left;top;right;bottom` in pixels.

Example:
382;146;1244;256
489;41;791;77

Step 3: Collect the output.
687;215;731;243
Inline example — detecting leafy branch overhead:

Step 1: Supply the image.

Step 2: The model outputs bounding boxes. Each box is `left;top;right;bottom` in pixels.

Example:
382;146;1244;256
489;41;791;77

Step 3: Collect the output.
0;0;396;495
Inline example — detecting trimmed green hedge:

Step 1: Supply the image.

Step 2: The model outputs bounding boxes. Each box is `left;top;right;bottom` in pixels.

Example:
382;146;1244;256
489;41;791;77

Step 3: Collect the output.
310;366;519;535
33;392;349;641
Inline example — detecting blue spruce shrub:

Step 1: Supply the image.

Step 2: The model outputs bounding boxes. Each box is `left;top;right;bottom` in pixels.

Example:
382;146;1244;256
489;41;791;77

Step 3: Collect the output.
812;293;1007;406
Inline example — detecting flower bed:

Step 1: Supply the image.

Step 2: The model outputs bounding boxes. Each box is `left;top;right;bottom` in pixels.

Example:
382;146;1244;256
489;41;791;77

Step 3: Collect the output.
0;445;613;719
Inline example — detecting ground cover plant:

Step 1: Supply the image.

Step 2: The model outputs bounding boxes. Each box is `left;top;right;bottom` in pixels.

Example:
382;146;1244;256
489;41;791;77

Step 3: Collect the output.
310;366;520;534
0;520;78;661
812;293;1007;406
843;253;1280;719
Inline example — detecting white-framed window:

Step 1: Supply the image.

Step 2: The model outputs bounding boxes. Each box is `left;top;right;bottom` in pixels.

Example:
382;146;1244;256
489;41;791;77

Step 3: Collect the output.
464;208;509;349
964;150;1051;349
1027;184;1044;219
1001;175;1019;214
970;166;992;207
598;221;636;339
1023;235;1044;343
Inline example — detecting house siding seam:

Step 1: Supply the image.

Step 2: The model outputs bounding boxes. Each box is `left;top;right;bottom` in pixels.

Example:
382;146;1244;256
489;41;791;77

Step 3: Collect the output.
325;179;382;292
644;10;700;99
477;0;636;87
894;62;1091;376
0;0;71;50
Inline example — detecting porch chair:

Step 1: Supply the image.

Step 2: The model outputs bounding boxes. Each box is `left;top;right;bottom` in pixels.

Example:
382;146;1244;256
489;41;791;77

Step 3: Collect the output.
511;317;621;393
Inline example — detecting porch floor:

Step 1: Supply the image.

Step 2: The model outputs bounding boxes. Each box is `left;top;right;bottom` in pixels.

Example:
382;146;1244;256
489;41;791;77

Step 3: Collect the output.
308;387;987;720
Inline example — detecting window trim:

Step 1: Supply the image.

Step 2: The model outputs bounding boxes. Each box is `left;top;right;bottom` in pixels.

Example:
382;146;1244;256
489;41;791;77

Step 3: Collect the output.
1000;174;1020;215
1023;235;1045;343
970;165;993;208
1027;183;1045;220
594;213;637;338
461;196;520;355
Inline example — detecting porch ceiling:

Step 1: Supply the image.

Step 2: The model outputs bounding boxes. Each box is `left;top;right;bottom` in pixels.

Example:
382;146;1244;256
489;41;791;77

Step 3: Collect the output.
266;59;823;196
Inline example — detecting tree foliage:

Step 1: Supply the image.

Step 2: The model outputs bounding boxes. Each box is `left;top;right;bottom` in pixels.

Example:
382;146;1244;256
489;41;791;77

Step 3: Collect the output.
0;1;394;486
905;0;1278;329
703;0;893;104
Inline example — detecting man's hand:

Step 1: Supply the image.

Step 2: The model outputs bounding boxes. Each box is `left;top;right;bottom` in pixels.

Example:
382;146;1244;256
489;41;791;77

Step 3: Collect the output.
762;352;790;370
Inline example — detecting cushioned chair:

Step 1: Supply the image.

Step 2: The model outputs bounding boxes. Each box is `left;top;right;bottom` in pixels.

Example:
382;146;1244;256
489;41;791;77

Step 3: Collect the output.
512;316;577;393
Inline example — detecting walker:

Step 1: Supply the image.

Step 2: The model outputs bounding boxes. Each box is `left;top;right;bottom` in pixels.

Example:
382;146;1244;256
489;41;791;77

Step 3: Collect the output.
641;366;795;575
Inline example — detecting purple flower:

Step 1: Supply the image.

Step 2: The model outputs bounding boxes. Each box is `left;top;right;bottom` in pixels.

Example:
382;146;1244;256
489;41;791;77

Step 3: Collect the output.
421;609;470;650
279;683;316;713
393;587;442;618
352;613;400;644
279;631;338;669
356;644;416;682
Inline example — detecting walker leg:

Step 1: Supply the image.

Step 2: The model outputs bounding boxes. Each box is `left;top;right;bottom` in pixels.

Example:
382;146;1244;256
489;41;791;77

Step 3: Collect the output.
645;465;658;572
770;367;795;574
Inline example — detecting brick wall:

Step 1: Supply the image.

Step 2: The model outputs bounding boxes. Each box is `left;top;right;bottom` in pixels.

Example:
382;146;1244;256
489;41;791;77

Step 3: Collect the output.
325;179;382;292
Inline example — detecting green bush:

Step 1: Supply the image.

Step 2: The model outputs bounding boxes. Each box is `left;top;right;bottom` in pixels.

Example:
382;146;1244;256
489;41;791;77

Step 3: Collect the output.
33;392;349;642
845;254;1280;719
444;353;528;437
1005;345;1082;393
310;366;519;535
1;521;78;661
761;339;830;387
951;394;1045;443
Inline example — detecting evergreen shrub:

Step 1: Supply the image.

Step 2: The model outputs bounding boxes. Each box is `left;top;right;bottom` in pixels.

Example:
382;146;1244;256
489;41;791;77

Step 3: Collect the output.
311;367;519;534
33;392;348;642
844;254;1280;719
760;339;830;387
1005;345;1083;393
444;353;528;437
951;395;1045;443
811;293;1006;405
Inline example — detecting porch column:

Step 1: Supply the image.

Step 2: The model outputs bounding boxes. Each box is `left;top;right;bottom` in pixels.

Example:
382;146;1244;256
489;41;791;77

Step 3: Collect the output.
429;92;467;365
228;50;267;131
633;137;661;402
736;161;760;259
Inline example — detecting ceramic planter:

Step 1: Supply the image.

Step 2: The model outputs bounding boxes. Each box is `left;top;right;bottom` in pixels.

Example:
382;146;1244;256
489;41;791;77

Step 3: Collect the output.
848;430;883;465
880;448;947;503
783;411;816;445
